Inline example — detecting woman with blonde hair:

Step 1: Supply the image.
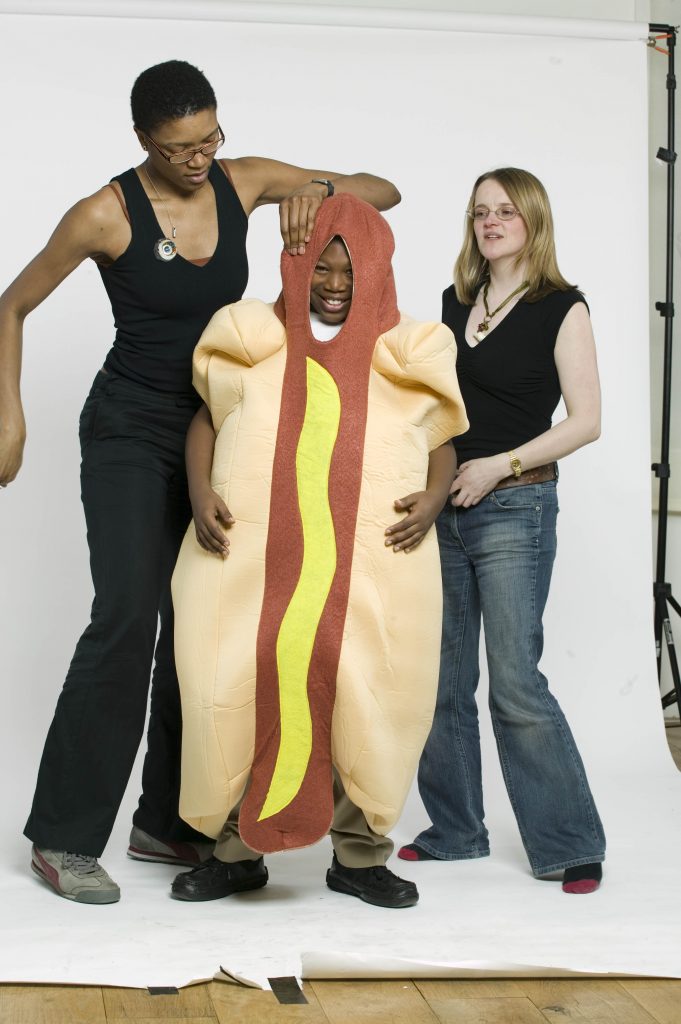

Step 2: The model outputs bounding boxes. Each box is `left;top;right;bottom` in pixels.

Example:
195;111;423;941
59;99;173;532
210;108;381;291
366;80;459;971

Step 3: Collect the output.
398;167;606;893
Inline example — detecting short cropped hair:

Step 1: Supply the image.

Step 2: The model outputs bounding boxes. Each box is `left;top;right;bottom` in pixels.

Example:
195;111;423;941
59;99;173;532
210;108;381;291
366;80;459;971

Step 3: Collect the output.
131;60;216;134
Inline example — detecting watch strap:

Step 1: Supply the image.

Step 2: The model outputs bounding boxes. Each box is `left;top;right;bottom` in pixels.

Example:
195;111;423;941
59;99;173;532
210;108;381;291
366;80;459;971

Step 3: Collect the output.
311;178;335;197
506;450;523;478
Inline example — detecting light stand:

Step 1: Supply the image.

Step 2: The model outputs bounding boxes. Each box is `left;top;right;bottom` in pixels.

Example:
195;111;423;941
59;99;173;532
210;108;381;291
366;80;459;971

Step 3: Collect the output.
650;23;681;712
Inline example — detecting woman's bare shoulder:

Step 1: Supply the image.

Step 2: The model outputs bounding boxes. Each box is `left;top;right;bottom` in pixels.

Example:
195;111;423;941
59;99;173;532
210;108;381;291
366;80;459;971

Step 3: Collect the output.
52;178;132;262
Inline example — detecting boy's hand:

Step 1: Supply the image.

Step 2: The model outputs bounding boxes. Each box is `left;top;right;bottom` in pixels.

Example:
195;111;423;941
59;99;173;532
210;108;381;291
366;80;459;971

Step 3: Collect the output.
190;486;234;557
385;491;444;553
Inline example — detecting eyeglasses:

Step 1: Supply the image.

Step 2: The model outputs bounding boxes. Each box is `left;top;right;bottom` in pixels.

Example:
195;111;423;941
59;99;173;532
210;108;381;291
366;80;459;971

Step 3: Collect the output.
467;205;520;221
144;124;225;165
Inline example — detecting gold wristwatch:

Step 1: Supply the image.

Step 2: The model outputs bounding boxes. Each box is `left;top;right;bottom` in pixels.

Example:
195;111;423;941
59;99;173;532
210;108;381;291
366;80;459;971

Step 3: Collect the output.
507;450;522;478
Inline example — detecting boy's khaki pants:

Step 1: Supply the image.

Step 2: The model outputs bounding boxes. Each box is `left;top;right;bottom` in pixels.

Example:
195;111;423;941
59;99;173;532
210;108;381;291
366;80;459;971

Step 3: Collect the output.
214;770;393;868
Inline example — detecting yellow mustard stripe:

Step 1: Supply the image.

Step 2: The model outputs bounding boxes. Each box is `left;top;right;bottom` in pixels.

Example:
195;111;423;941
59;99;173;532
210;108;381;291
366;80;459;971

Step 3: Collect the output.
258;358;341;821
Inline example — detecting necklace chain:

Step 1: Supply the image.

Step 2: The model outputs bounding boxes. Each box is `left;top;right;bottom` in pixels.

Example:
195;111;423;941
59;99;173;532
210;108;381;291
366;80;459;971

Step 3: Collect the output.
473;279;529;342
143;165;199;240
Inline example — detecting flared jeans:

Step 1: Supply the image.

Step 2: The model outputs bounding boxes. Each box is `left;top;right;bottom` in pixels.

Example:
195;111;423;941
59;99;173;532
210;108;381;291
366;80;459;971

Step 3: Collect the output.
415;481;605;876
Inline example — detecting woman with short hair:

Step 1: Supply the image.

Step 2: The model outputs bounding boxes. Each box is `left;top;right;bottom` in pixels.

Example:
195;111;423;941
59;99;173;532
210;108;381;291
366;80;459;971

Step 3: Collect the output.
0;58;399;903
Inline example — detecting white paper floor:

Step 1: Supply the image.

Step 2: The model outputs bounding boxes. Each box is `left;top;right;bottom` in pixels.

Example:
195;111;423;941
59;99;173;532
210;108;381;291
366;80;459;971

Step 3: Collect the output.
2;754;680;990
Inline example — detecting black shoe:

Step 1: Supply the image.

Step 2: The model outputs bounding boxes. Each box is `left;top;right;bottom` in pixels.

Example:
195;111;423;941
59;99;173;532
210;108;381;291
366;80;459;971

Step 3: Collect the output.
326;853;419;908
171;855;268;901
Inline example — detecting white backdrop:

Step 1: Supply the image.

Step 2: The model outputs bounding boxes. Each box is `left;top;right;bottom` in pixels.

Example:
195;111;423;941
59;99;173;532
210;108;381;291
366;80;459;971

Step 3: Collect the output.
1;8;678;988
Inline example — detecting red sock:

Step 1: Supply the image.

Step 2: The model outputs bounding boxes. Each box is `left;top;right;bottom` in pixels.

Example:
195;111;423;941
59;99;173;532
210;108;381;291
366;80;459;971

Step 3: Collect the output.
562;862;602;894
397;844;439;862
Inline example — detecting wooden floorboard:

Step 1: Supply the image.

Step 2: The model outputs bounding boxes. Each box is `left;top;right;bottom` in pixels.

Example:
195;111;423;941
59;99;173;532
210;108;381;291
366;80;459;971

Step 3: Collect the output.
310;980;439;1023
417;979;528;998
518;978;659;1023
211;979;329;1023
0;984;106;1024
619;979;681;1024
415;987;546;1024
106;1019;214;1024
1;730;679;1024
102;983;215;1020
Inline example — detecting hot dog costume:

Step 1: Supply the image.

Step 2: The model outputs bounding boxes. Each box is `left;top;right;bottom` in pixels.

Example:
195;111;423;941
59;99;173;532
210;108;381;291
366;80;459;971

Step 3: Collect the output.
172;194;468;853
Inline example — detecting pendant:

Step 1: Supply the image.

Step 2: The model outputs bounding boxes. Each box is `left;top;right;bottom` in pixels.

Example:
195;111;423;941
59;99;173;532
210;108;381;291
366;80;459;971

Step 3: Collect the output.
154;237;177;262
473;322;489;343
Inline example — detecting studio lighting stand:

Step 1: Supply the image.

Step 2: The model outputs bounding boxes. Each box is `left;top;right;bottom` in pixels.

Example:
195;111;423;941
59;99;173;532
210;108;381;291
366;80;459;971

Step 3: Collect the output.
650;23;681;713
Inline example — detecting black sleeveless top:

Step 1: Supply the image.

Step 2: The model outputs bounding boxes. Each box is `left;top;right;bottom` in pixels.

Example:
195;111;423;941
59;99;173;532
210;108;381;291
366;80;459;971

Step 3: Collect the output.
442;284;587;463
99;162;249;394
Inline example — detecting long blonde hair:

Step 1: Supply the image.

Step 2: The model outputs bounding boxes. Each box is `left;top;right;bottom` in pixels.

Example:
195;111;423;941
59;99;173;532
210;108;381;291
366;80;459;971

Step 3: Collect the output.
454;167;576;305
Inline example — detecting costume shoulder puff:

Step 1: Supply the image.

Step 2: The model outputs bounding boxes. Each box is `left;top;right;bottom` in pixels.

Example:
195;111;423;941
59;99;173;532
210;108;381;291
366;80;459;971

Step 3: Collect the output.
373;313;469;448
192;299;287;430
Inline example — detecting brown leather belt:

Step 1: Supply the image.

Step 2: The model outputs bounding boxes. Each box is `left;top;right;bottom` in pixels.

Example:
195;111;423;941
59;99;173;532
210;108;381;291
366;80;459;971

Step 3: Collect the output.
494;462;557;491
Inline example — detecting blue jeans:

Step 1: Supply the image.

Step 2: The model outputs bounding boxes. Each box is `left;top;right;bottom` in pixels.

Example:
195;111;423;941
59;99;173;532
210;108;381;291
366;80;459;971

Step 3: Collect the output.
415;481;605;876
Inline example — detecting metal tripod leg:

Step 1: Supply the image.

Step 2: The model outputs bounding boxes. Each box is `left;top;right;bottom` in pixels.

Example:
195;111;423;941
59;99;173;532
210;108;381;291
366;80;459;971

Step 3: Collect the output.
649;23;680;717
657;586;681;710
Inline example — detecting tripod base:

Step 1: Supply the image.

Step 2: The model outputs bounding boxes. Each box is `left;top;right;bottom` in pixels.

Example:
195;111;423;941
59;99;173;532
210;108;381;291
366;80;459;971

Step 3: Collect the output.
655;584;681;709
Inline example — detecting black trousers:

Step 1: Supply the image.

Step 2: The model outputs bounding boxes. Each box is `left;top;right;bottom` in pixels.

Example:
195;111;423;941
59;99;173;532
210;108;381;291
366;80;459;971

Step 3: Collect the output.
24;370;207;857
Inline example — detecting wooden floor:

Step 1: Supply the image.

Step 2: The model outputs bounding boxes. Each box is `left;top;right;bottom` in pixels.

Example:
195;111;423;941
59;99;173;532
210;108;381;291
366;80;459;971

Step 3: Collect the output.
3;725;680;1024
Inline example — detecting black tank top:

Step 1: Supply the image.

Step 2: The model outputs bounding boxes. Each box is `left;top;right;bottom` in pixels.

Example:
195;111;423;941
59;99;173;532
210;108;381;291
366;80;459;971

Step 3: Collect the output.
99;162;248;394
442;285;587;463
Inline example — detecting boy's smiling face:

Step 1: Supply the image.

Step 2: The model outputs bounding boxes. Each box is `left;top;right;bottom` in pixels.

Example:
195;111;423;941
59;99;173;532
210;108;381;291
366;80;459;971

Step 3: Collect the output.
309;237;353;325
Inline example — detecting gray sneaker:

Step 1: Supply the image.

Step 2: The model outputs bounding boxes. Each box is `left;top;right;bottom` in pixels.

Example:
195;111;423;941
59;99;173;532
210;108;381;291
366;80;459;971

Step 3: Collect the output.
31;846;120;904
127;825;214;867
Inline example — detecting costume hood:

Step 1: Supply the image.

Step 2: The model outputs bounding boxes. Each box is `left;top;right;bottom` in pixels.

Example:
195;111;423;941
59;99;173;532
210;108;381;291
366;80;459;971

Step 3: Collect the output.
273;193;399;339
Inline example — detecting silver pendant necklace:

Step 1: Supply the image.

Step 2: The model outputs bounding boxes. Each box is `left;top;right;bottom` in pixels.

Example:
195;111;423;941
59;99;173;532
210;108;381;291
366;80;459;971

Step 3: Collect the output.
144;165;199;262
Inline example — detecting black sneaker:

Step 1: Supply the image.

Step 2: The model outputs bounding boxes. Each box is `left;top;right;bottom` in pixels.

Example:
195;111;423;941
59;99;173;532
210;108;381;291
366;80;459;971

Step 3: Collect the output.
326;853;419;908
171;855;268;901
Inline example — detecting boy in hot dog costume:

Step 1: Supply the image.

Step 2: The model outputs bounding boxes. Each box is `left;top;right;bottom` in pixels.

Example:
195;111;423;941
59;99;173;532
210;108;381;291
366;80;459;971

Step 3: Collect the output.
171;194;468;908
